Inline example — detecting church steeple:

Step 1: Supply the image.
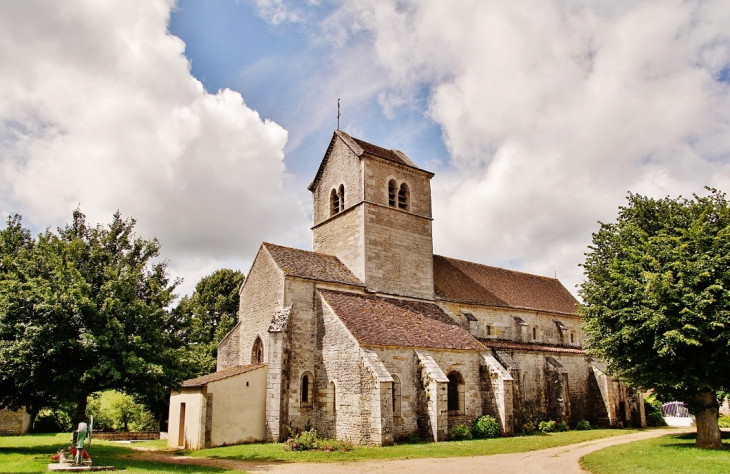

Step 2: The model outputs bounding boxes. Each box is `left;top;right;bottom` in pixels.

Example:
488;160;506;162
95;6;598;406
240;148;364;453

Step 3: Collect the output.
309;131;435;300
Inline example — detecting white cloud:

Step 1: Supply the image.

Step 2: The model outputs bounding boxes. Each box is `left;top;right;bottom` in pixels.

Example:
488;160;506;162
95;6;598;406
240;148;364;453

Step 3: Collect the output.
325;0;730;296
0;0;306;295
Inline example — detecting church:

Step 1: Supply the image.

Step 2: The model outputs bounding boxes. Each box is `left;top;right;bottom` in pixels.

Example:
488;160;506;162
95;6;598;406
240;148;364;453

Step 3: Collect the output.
168;131;645;449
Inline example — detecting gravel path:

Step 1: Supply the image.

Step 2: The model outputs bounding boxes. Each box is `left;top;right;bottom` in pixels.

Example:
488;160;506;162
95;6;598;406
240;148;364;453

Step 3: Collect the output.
135;428;690;474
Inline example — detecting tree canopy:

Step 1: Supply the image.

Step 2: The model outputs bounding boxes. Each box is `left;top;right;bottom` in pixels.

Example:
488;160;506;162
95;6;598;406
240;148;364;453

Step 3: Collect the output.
173;268;244;374
0;210;190;426
580;189;730;448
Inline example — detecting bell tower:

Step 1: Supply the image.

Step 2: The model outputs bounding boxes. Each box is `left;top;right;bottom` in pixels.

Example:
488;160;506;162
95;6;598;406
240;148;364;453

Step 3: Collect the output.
309;131;435;300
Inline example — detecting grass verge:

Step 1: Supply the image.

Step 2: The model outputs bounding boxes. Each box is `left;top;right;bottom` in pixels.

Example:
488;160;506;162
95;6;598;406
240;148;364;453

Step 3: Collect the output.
0;433;245;473
580;431;730;474
185;429;637;463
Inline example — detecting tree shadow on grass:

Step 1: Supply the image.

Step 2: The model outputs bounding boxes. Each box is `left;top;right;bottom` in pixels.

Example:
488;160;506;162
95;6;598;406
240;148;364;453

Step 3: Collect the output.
660;432;730;451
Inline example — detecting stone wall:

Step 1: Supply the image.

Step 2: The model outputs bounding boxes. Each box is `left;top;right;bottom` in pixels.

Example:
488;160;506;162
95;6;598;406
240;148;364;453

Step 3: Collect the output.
312;205;365;282
438;302;583;348
218;247;284;370
362;156;432;219
363;203;434;299
311;136;363;225
0;409;30;435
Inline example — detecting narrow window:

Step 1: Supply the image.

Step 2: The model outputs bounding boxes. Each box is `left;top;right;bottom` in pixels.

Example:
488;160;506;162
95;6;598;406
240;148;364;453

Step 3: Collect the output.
338;184;345;210
388;180;397;207
252;336;264;364
523;373;529;400
447;371;465;414
398;183;409;210
532;327;537;340
570;333;574;344
301;372;313;408
328;381;336;415
392;375;402;417
486;325;492;336
331;188;340;216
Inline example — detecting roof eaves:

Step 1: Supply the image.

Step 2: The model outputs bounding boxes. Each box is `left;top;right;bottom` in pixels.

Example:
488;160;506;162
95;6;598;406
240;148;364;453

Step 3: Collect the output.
308;131;364;192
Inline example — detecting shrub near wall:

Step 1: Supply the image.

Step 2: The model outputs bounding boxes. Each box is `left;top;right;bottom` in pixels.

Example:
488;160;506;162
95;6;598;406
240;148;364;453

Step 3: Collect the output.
471;416;500;439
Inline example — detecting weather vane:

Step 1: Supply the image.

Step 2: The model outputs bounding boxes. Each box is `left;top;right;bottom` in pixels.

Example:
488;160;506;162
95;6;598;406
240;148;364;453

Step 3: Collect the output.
337;98;341;130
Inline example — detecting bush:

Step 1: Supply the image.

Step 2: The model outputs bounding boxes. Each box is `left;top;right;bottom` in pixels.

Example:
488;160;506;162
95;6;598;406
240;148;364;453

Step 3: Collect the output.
719;415;730;428
451;424;473;440
521;421;536;435
557;421;570;432
404;433;421;444
471;415;501;439
538;420;556;433
283;429;354;452
643;395;667;427
575;419;591;431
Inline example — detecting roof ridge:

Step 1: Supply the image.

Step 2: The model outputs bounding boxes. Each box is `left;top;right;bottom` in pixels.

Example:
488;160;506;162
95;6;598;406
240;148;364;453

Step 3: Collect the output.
435;254;560;282
263;242;339;259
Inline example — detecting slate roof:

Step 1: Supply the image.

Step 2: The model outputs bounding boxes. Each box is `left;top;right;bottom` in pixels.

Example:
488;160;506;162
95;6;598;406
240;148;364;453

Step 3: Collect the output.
480;339;586;354
318;289;481;351
181;364;267;387
263;243;364;287
433;255;579;315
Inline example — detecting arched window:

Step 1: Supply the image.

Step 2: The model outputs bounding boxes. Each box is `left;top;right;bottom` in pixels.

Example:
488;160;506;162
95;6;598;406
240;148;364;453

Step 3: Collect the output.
301;372;313;408
447;371;465;414
338;184;345;210
388;179;397;207
330;188;340;216
252;336;264;364
392;375;402;417
328;381;336;415
398;183;409;210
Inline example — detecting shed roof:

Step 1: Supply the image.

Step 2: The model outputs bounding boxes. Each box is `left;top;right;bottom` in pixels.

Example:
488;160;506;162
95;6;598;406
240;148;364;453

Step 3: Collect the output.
263;243;364;287
433;255;579;315
319;289;481;351
181;364;267;388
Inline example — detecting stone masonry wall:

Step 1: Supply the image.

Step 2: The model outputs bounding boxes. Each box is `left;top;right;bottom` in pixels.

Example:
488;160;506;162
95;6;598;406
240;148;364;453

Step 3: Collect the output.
315;292;374;444
219;247;284;369
363;203;434;299
0;409;31;435
312;136;363;225
362;156;432;218
438;302;583;348
312;205;365;282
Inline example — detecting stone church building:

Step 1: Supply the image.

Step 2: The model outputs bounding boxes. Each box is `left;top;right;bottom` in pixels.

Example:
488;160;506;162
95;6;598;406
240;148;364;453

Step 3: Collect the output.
168;131;645;449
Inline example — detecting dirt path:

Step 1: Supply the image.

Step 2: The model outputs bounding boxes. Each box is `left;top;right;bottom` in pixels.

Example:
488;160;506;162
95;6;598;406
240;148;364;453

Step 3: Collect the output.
135;428;690;474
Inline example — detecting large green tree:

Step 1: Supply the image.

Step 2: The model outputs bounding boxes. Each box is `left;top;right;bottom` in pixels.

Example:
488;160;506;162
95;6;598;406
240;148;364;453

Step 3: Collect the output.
580;189;730;448
173;268;244;375
0;210;190;427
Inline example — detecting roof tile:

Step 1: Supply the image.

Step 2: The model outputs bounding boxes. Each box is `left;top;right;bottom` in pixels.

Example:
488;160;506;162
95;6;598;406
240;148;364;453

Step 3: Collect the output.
480;339;586;354
264;243;364;287
319;289;481;351
434;255;579;315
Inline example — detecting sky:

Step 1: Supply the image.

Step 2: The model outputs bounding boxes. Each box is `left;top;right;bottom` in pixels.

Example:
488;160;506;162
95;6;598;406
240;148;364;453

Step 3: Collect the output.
1;0;730;298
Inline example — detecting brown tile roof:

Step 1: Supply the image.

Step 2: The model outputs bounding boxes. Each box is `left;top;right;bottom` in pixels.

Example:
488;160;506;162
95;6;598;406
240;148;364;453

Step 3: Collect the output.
181;364;266;387
263;243;364;287
319;289;481;351
433;255;579;315
351;137;411;167
480;339;586;354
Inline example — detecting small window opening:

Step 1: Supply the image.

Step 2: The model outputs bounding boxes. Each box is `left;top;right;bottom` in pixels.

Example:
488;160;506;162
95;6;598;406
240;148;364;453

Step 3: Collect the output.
252;336;264;364
339;184;345;210
398;183;409;210
486;325;492;336
301;372;313;408
570;333;575;344
331;189;340;215
532;327;537;340
388;180;397;207
523;372;529;401
392;375;402;417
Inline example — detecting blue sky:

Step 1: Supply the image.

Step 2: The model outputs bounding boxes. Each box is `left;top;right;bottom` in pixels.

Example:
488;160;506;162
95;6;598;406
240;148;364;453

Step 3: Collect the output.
2;0;730;297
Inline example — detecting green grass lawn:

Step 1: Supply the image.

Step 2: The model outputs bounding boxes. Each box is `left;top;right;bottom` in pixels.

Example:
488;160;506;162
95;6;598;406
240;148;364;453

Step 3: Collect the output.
581;431;730;474
185;429;637;463
0;433;245;473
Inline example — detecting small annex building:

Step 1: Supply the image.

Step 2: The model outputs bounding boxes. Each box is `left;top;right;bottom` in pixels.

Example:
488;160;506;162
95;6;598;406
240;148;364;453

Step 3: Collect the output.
168;130;645;449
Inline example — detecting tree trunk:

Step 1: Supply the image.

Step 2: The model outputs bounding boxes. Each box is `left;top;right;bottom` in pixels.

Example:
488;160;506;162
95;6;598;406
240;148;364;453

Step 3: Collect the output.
694;391;722;449
74;392;88;427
